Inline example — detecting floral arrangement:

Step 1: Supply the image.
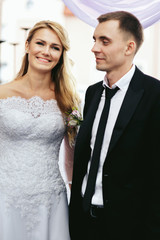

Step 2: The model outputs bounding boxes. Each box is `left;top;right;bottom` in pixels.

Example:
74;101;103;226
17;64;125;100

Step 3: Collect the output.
65;107;83;128
65;107;83;147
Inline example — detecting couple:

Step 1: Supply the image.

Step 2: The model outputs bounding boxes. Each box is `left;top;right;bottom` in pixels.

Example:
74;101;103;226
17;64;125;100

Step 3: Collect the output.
0;10;160;240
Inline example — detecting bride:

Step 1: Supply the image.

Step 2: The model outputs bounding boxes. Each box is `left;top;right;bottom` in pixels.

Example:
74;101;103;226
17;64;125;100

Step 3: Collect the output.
0;20;80;240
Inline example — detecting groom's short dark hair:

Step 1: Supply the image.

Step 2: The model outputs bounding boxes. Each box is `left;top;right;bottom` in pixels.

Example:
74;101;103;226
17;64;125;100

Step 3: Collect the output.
98;11;144;52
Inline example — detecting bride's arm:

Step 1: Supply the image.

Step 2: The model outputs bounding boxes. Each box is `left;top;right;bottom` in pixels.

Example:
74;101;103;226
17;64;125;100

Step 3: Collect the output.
64;134;74;190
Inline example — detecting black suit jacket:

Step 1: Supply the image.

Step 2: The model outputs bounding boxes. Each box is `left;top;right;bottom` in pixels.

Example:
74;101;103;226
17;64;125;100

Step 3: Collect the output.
69;67;160;240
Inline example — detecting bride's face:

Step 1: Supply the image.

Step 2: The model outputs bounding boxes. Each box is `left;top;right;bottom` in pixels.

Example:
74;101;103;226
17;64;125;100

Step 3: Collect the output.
25;28;63;74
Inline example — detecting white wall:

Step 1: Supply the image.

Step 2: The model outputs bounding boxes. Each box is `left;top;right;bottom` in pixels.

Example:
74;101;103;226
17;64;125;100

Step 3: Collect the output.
134;21;160;78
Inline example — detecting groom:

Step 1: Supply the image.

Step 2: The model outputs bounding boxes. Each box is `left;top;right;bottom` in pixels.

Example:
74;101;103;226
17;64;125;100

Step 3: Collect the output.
69;10;160;240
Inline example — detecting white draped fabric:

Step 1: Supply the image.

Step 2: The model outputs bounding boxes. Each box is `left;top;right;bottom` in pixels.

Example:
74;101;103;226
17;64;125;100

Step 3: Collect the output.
62;0;160;28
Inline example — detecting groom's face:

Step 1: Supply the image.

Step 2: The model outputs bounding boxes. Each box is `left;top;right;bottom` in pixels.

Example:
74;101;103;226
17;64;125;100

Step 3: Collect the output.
91;20;129;73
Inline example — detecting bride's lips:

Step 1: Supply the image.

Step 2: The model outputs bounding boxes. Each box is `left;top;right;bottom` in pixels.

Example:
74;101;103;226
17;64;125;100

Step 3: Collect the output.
36;57;51;63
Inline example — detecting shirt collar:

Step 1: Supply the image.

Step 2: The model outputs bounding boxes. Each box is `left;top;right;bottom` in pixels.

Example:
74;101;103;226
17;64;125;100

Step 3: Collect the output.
103;64;136;90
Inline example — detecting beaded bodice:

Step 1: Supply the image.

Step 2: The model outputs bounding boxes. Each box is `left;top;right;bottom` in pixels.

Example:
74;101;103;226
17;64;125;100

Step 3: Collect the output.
0;96;66;232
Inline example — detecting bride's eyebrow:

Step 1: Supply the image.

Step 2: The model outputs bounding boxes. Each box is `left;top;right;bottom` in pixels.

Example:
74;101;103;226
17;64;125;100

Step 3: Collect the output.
35;38;62;48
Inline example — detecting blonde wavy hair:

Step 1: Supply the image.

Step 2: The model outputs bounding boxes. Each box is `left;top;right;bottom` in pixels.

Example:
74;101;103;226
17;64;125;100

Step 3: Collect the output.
15;20;80;146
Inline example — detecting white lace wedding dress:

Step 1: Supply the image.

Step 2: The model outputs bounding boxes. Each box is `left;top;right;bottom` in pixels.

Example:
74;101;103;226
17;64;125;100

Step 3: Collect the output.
0;96;70;240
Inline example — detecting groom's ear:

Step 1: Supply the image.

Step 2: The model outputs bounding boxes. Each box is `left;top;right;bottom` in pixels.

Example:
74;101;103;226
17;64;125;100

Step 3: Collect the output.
125;40;136;56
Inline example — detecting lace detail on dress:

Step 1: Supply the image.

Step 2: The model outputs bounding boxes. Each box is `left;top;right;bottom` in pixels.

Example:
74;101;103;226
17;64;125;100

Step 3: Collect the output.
0;96;67;233
0;96;59;118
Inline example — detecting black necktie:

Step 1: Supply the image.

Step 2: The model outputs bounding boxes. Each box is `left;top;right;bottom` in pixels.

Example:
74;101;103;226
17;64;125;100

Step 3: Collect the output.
83;86;119;212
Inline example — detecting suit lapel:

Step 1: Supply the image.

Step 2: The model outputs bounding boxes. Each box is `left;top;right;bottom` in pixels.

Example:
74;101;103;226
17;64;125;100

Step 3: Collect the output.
107;68;144;156
76;83;103;149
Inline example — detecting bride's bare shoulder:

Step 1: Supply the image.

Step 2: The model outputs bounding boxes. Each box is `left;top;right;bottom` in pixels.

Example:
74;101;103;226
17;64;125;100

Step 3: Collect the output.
0;80;20;99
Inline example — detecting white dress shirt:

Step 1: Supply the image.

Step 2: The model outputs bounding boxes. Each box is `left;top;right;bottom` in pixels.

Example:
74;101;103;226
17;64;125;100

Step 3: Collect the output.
82;65;136;205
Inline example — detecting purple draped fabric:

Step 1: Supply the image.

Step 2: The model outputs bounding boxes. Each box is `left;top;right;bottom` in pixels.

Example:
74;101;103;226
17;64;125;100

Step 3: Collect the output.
62;0;160;28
